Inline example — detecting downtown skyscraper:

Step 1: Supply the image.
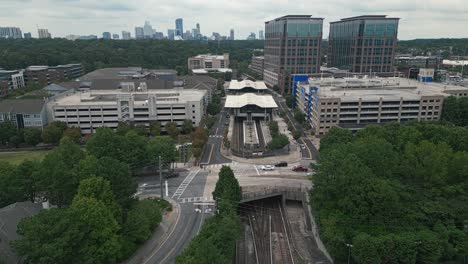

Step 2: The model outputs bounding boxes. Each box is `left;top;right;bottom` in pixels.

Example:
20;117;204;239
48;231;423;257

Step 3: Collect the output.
175;18;183;37
264;15;323;94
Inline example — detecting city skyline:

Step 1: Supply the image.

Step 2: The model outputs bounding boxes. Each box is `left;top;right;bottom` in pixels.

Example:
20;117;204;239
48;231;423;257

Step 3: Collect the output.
1;0;467;40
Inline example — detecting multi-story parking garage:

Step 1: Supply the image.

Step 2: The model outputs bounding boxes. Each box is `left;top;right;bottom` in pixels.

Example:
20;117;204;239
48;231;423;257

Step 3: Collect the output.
292;76;468;136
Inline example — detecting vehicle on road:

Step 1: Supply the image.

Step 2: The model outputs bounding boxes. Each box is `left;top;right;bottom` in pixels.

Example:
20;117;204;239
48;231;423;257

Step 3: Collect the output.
292;165;309;172
261;165;275;171
300;144;306;149
275;161;288;167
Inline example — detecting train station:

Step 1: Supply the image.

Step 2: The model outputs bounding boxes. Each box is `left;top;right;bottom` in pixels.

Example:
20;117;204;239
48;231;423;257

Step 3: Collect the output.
225;81;278;156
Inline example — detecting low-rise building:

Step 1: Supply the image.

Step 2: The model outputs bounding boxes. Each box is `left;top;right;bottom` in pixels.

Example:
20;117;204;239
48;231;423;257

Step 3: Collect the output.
24;64;83;86
0;99;48;129
48;83;207;134
292;76;468;136
0;69;25;97
188;53;230;71
249;56;264;77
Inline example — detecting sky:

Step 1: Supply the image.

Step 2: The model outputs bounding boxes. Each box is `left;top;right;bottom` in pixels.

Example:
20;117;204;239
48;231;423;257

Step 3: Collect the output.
1;0;468;40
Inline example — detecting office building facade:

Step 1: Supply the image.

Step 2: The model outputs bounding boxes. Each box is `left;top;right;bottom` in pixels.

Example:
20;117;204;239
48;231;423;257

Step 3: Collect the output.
112;34;120;39
230;29;234;40
175;18;183;37
328;15;399;74
264;15;323;94
188;54;230;71
38;28;51;39
249;56;264;77
24;64;84;87
23;32;32;39
292;76;468;136
102;32;111;39
0;70;25;98
0;27;22;39
259;30;264;40
135;27;144;39
122;31;131;40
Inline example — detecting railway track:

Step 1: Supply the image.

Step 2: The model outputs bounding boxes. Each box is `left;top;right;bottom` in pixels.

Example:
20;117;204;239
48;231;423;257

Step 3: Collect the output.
240;197;295;264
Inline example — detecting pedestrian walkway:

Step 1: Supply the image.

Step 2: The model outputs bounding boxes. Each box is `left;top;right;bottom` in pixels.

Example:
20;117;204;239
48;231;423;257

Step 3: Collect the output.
178;196;214;204
171;169;200;199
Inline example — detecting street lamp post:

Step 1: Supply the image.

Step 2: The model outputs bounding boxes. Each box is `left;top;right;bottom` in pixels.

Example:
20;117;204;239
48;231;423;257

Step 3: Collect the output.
345;243;353;264
159;155;163;199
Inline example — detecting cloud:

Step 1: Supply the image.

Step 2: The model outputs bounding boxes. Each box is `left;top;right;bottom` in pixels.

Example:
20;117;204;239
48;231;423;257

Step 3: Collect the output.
0;0;467;39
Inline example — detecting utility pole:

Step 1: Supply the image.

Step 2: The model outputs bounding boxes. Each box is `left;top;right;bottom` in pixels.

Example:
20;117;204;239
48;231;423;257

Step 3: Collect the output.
159;155;163;198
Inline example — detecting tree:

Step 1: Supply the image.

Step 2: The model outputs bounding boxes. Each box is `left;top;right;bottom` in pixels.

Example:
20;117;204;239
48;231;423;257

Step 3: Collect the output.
294;110;305;124
23;127;42;146
190;127;208;158
292;130;302;140
122;199;163;248
74;177;121;222
150;121;161;136
78;155;136;210
268;121;279;136
9;135;21;148
0;121;17;145
212;166;242;213
267;134;289;150
38;137;84;207
285;94;295;108
147;136;177;167
165;121;179;140
320;127;353;151
116;121;131;136
42;121;67;144
0;162;17;207
182;119;194;134
63;127;81;143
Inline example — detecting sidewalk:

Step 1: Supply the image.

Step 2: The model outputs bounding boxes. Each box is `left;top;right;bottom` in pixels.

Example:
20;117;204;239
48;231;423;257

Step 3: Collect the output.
122;196;180;264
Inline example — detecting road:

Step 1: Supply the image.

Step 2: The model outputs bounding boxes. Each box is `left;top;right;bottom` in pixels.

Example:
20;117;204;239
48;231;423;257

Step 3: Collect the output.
273;93;318;160
136;170;212;264
200;102;232;165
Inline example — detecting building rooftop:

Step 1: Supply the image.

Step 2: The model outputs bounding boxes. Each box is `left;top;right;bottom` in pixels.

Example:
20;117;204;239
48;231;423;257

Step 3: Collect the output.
225;93;278;109
266;15;324;23
331;15;399;24
189;54;227;60
51;88;207;107
80;67;177;81
228;80;268;91
0;99;46;113
301;77;468;102
0;202;43;264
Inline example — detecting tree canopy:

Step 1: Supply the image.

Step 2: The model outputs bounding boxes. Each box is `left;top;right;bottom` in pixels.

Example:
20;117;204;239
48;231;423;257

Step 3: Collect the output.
312;122;468;263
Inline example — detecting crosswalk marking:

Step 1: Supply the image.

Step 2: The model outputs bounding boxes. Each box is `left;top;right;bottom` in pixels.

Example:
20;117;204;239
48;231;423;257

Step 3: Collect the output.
204;163;232;169
209;135;223;138
178;196;214;204
171;169;201;199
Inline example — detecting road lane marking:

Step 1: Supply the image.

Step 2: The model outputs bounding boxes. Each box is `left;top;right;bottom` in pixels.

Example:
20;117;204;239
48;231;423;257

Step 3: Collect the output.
254;165;260;175
207;144;214;164
142;202;181;264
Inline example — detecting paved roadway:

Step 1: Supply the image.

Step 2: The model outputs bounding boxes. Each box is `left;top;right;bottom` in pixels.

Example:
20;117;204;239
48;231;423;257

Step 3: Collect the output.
136;169;212;264
200;103;232;165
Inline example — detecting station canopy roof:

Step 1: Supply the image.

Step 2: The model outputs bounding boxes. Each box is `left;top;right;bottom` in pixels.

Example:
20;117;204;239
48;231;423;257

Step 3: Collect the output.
228;80;268;91
225;93;278;109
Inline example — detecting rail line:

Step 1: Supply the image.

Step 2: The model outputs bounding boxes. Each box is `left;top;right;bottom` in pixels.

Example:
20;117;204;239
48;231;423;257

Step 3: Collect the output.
240;197;295;264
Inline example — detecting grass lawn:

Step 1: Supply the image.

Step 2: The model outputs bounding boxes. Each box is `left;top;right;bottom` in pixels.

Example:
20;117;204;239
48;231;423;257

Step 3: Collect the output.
0;150;51;165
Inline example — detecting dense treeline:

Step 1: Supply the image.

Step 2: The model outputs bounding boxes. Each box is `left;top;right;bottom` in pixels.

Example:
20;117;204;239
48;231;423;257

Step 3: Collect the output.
0;39;264;73
176;166;242;263
442;96;468;127
396;38;468;58
0;127;179;263
313;122;468;263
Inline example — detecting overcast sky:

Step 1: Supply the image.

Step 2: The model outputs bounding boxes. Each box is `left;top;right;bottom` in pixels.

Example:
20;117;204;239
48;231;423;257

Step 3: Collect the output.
1;0;467;40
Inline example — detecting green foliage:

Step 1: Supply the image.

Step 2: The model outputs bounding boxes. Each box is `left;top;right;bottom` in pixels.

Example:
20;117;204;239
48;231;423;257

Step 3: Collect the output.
285;94;295;108
0;121;17;145
177;166;242;263
38;137;84;207
165;121;179;140
190;127;208;158
23;127;42;146
267;133;289;150
41;121;67;144
150;121;161;136
292;130;302;140
182;119;194;134
294;110;305;124
312;122;468;263
147;136;177;167
121;199;167;257
441;96;468;126
268;121;279;136
63;127;81;143
0;39;263;73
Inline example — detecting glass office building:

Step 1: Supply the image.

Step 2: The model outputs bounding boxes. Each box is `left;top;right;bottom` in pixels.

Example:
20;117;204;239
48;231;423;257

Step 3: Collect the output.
264;15;323;94
328;15;399;73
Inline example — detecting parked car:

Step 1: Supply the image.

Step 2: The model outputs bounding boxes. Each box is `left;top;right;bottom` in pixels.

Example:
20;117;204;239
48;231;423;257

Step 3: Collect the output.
292;165;309;172
261;165;275;171
165;171;179;178
275;161;288;167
